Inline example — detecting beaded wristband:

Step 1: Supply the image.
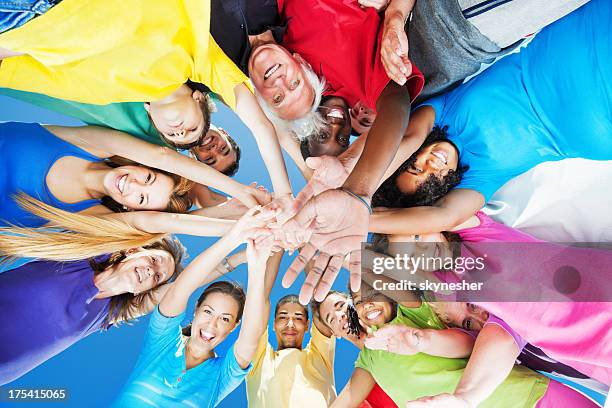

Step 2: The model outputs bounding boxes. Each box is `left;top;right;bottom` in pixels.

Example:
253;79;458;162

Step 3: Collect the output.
339;187;372;215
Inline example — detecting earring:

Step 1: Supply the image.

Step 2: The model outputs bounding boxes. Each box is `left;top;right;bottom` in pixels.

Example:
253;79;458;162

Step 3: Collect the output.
122;205;128;211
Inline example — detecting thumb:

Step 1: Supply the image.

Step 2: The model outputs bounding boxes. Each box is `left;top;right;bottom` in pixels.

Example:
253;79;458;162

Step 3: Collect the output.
305;156;323;170
396;31;409;57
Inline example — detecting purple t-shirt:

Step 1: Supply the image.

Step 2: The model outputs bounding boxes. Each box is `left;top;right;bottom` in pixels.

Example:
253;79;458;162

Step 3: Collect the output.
485;314;528;351
0;258;110;385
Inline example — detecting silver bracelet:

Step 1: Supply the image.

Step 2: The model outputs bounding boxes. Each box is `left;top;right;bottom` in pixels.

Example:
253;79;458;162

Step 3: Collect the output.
222;257;234;274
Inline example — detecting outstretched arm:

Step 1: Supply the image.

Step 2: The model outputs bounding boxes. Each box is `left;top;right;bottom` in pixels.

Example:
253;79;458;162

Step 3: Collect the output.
159;207;270;317
365;324;475;358
46;125;269;207
380;0;417;85
331;368;376;408
234;83;293;196
370;188;485;235
234;247;282;369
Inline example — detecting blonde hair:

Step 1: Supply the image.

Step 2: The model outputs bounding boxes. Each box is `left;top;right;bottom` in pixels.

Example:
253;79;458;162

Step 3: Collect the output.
0;194;167;263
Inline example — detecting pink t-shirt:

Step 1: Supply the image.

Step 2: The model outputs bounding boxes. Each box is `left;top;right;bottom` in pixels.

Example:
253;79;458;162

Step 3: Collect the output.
457;211;542;243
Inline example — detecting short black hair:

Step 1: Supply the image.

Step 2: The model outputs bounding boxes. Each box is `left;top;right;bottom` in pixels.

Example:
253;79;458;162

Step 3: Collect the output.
372;126;467;208
275;294;309;321
220;132;242;177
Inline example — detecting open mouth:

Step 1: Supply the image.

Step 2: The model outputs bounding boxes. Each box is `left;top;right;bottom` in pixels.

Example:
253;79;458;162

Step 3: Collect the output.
365;310;382;321
326;107;345;120
264;63;281;80
432;150;448;165
116;174;128;194
201;134;214;147
199;329;216;343
134;268;143;284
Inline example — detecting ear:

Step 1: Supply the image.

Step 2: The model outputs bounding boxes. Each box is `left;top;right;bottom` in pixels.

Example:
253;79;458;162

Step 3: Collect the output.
292;53;311;69
192;90;205;102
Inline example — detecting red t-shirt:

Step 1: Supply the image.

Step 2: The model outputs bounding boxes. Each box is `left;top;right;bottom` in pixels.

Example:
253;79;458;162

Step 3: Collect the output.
278;0;424;111
359;384;397;408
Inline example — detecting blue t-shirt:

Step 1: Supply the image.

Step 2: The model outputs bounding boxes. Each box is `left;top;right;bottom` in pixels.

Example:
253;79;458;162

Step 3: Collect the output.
113;307;250;408
421;0;612;202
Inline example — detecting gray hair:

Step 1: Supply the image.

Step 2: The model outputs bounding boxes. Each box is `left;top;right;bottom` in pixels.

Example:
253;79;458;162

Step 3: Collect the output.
256;61;327;140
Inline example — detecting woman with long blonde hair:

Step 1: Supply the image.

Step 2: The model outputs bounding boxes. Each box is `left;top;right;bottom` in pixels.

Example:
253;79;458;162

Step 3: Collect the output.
0;198;249;386
0;121;268;235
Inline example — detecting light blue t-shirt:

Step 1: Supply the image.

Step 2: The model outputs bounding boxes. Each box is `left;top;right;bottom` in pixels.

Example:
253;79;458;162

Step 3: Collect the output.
421;0;612;202
113;307;250;408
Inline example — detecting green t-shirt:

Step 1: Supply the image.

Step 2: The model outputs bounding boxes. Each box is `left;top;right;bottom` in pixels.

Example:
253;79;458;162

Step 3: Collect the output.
355;303;549;407
1;88;164;145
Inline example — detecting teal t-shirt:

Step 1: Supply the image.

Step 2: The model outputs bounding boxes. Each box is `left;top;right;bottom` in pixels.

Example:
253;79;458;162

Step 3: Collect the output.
113;307;250;407
420;0;612;202
1;88;164;145
355;303;549;407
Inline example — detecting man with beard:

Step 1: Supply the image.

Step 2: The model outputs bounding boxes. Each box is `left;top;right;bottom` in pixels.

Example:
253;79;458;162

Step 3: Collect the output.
246;294;337;408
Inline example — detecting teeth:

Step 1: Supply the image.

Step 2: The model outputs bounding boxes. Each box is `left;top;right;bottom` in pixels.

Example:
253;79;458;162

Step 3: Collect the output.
366;310;381;320
432;151;447;164
202;135;213;146
200;330;215;341
327;109;344;119
118;174;127;193
264;63;280;79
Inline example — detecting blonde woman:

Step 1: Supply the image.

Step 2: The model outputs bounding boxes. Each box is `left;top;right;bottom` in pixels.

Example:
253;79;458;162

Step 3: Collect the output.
0;199;251;386
0;121;269;236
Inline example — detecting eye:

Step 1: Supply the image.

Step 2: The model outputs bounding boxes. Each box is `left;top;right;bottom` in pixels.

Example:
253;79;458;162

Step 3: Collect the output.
139;194;145;205
467;303;477;311
222;317;231;323
204;309;212;315
290;79;300;90
414;235;420;242
146;173;152;184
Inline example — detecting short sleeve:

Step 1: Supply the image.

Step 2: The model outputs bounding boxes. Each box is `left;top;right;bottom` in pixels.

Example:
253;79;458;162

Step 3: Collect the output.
214;344;251;405
415;93;446;125
354;349;373;372
485;314;527;351
307;322;336;372
248;327;271;376
141;306;185;355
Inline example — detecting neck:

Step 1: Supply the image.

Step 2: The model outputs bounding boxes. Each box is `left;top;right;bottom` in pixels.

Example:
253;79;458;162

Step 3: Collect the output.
153;84;190;107
346;332;366;350
185;337;215;369
93;265;129;299
81;162;111;200
248;30;276;48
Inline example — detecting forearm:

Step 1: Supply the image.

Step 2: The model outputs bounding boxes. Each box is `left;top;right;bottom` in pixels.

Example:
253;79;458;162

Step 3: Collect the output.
369;206;460;234
236;253;280;367
234;84;292;195
331;368;375;408
191;202;243;220
385;0;416;24
453;325;520;406
120;211;235;236
264;251;284;296
277;126;314;180
343;83;411;198
418;329;475;358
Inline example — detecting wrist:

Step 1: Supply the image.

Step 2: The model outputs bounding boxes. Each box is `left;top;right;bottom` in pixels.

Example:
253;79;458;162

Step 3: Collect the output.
384;8;407;27
339;187;372;214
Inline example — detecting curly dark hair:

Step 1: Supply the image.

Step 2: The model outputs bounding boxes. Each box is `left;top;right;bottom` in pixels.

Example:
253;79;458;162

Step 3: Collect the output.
221;132;242;177
373;126;467;208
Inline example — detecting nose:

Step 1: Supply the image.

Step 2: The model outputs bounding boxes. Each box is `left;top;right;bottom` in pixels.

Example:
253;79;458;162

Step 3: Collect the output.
287;318;296;328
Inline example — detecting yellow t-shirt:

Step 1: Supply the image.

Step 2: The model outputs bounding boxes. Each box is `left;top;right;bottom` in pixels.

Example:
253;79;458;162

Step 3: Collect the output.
246;325;337;408
0;0;248;109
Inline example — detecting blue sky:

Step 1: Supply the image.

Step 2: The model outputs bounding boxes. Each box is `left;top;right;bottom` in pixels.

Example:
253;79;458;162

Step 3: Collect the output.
0;94;359;407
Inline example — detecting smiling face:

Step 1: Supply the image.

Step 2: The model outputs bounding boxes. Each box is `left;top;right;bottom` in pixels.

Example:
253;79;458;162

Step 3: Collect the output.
431;302;490;331
190;292;240;350
385;233;454;272
318;292;352;338
103;165;175;210
249;44;315;120
112;248;175;294
350;100;376;135
308;96;351;157
191;128;237;173
274;302;308;350
146;90;207;146
351;289;395;330
396;141;459;194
